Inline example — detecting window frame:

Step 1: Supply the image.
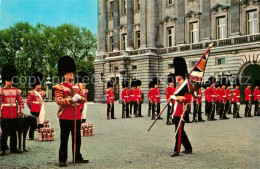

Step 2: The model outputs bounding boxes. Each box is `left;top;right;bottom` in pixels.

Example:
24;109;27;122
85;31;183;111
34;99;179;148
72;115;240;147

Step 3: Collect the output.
190;22;199;44
109;36;114;52
247;9;258;35
135;31;141;49
121;33;127;51
167;26;175;47
135;0;140;12
122;0;127;15
216;16;227;40
109;1;114;19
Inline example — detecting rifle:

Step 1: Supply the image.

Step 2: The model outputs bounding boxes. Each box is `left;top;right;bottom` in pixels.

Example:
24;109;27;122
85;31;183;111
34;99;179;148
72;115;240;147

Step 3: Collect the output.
123;102;126;118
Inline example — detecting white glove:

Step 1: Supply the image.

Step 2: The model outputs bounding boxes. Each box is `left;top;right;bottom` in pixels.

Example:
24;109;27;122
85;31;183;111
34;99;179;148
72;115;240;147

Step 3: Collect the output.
170;95;177;100
169;102;173;107
72;94;82;102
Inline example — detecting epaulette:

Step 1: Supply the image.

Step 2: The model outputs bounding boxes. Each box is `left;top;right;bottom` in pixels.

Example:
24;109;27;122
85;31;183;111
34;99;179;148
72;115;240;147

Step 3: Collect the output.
52;84;63;91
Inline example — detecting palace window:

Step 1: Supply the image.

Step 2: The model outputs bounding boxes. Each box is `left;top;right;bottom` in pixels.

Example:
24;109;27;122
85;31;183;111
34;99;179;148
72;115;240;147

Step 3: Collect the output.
136;0;140;11
217;17;227;39
135;31;141;49
167;26;175;47
168;64;174;69
122;0;127;15
217;58;225;65
109;36;114;52
109;1;114;18
190;22;199;43
247;10;258;35
132;65;137;70
168;0;174;6
121;34;127;51
190;61;197;67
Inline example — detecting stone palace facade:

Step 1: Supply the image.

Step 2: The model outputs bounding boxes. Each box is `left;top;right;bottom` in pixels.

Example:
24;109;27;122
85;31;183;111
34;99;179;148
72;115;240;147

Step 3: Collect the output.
94;0;260;103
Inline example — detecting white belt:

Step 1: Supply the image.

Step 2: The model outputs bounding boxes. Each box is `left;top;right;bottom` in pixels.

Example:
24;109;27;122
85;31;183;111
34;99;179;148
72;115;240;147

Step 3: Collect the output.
109;97;114;98
155;96;160;97
223;96;227;97
236;96;240;98
33;101;40;104
137;95;142;97
257;95;260;96
198;95;201;97
3;103;16;107
249;95;252;96
124;96;129;98
211;95;215;97
130;95;135;96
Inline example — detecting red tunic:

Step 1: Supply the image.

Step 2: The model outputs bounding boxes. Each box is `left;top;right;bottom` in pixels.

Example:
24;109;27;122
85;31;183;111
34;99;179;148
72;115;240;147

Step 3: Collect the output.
193;88;202;103
174;93;192;117
27;89;45;113
254;88;260;101
148;90;152;102
121;89;130;103
232;89;240;102
244;88;252;101
106;89;115;104
204;88;211;102
0;86;25;119
216;89;220;102
53;82;85;120
218;89;227;103
166;87;175;104
209;87;216;102
151;88;161;103
226;89;231;101
129;89;137;102
136;89;142;102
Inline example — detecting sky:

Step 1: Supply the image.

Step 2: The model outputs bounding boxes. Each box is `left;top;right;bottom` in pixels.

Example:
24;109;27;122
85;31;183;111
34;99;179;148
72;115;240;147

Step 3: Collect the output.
0;0;97;34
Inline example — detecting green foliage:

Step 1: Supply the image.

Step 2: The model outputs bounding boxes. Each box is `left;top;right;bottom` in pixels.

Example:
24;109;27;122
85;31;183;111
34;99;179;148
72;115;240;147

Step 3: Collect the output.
0;22;97;86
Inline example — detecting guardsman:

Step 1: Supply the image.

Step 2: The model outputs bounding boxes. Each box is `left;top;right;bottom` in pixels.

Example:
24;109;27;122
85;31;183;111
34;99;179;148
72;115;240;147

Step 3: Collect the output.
129;80;137;117
171;57;192;157
225;81;232;114
253;80;260;116
147;81;154;117
106;81;116;119
76;71;89;123
121;80;131;118
0;64;24;156
232;77;242;118
192;86;205;122
204;82;211;117
52;56;89;167
208;77;218;121
215;81;221;115
27;72;46;140
151;77;163;120
244;80;253;117
136;80;143;117
219;78;229;120
166;73;175;125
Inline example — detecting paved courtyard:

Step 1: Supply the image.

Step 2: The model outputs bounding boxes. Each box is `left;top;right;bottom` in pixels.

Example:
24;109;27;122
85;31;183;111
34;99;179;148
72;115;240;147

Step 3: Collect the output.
0;102;259;169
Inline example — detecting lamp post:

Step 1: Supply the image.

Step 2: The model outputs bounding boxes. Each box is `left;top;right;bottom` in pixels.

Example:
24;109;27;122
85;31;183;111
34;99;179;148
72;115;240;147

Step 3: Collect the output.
46;76;52;102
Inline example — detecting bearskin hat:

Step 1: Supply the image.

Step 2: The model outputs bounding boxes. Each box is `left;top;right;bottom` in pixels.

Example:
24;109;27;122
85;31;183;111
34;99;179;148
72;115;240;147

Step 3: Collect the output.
203;81;210;89
152;77;160;85
58;56;76;76
76;71;88;83
233;77;240;88
30;72;44;88
215;81;221;88
122;79;129;88
149;81;154;89
1;64;17;83
173;57;188;79
254;79;259;87
167;73;175;85
136;80;142;87
131;80;137;88
107;80;114;88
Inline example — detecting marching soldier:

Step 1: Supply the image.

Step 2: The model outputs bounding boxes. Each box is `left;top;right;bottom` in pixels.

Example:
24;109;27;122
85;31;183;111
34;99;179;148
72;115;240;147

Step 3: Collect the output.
204;82;211;117
147;81;154;117
232;77;242;118
253;80;260;116
27;72;46;140
225;81;232;114
208;77;218;121
192;86;205;122
244;80;253;117
106;81;116;119
76;71;89;123
136;80;143;117
52;56;89;167
121;80;131;118
129;80;137;117
166;73;175;125
215;81;221;115
219;78;229;120
171;57;192;157
0;64;24;156
151;77;163;120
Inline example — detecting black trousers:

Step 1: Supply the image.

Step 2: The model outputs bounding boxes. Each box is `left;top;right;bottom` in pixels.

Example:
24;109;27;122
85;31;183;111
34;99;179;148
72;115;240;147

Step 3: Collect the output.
254;101;259;116
122;102;130;117
29;112;40;139
130;101;137;116
107;103;115;118
233;102;240;118
152;102;161;118
1;118;18;152
167;104;174;124
225;100;232;114
245;101;252;117
184;104;191;122
216;102;220;115
59;119;82;163
137;102;142;116
205;102;209;116
193;102;203;121
219;102;227;119
148;102;152;116
174;116;192;153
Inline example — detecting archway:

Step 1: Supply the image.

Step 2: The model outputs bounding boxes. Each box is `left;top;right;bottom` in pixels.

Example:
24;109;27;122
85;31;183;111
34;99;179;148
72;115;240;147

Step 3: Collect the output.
239;63;260;102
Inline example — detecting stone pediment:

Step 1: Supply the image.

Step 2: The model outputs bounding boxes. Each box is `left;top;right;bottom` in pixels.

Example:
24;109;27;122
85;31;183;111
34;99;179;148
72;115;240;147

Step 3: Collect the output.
240;0;260;6
185;10;202;18
211;3;230;12
162;15;177;23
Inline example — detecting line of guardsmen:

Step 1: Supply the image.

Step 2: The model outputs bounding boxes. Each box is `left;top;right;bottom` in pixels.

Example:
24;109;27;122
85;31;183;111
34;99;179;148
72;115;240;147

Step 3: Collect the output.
106;76;260;122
